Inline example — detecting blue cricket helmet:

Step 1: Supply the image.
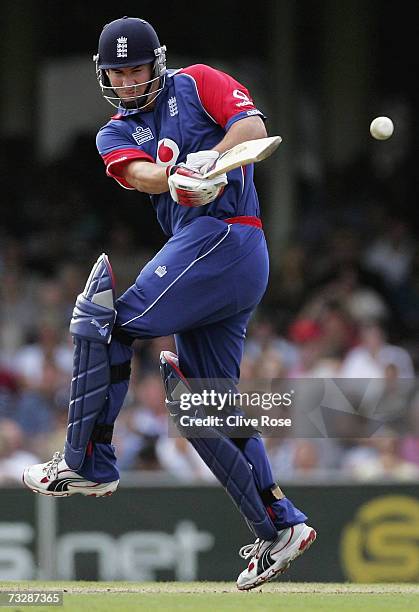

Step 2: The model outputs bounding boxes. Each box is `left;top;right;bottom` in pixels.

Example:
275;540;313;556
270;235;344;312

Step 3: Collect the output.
93;16;167;109
97;16;163;69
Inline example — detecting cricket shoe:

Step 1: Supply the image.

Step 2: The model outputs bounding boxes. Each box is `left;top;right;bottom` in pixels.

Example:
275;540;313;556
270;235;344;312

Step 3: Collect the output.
22;451;119;497
236;522;316;590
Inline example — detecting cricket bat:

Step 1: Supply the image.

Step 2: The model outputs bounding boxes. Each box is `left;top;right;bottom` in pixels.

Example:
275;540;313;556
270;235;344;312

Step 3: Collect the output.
201;136;282;180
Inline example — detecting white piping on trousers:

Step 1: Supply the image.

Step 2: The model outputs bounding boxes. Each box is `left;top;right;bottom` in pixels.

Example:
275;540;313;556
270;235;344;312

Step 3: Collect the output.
120;224;232;327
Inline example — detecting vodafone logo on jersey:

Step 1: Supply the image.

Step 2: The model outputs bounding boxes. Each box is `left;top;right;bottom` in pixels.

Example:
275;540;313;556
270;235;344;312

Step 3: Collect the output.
233;89;253;107
156;138;180;167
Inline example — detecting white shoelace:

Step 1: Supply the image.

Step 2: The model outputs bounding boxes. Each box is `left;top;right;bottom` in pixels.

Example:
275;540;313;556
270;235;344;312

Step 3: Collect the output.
42;451;63;480
239;538;264;560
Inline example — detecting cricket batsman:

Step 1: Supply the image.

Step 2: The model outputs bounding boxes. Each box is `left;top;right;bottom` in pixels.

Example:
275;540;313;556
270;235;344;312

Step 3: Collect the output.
23;16;316;589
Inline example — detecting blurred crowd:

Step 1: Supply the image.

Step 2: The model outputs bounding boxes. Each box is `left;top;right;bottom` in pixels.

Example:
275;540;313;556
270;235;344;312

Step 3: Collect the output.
1;104;419;485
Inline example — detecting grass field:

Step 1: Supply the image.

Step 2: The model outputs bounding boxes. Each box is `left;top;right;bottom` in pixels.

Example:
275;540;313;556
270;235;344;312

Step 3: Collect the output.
1;582;418;611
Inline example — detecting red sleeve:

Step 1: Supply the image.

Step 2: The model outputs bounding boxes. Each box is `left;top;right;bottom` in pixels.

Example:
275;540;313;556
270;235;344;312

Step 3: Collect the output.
179;64;261;129
102;148;154;190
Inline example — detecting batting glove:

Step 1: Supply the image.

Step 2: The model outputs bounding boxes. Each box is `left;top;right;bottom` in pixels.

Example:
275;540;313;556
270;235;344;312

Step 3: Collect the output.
185;150;220;174
167;165;227;207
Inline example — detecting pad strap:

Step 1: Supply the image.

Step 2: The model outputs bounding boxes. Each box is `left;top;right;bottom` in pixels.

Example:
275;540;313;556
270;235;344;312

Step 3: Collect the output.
90;424;114;444
110;360;131;383
112;326;136;347
260;484;285;505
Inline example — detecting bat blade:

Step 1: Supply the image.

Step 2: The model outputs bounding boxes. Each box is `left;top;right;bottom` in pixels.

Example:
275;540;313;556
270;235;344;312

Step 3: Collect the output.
201;136;282;179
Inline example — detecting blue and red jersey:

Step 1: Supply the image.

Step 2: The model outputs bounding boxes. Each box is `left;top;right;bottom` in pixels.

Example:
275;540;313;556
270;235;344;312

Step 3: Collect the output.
96;64;265;236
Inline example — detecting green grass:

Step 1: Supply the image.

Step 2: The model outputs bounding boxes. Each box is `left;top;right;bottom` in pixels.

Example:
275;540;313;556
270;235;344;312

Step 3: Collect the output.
1;582;418;611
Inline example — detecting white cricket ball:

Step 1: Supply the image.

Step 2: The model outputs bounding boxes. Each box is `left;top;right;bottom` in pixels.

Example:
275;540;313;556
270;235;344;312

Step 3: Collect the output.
370;116;394;140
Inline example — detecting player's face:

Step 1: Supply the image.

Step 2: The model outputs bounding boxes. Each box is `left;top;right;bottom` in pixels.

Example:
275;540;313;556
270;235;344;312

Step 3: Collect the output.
106;64;154;102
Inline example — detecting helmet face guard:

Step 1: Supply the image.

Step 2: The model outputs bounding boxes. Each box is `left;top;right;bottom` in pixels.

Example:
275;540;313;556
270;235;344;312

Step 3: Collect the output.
93;17;167;110
94;47;166;110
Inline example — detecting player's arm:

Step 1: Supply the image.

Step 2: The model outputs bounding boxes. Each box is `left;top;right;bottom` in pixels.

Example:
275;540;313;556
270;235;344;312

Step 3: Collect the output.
97;126;169;193
185;115;268;174
122;157;226;207
212;115;267;155
121;160;169;194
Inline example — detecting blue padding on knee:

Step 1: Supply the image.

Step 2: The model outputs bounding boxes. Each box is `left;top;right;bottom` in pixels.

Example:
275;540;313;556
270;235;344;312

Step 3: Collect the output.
70;294;116;344
65;253;116;471
70;252;116;344
65;337;110;470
